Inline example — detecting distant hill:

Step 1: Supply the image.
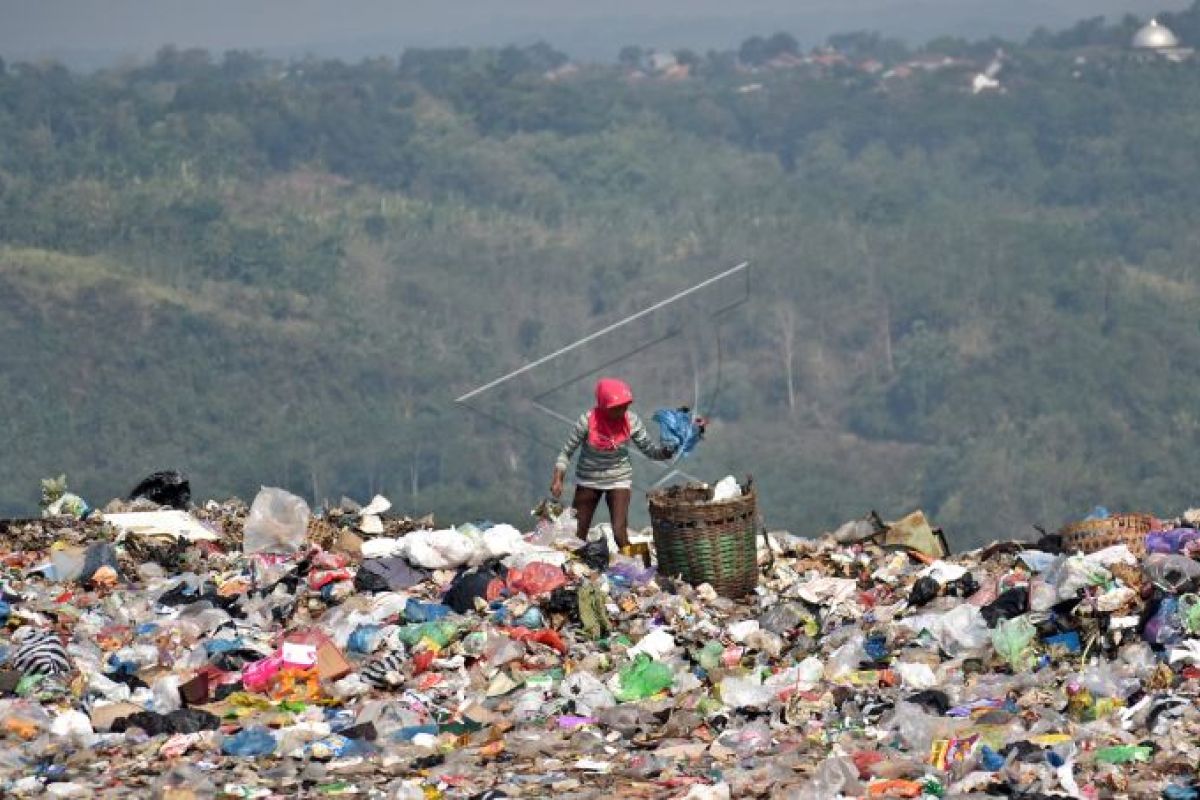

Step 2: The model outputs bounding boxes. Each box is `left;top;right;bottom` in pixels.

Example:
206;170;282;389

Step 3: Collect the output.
4;9;1200;547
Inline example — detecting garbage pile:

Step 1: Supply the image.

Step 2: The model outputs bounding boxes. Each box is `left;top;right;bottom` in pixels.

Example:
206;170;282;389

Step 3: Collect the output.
2;478;1200;798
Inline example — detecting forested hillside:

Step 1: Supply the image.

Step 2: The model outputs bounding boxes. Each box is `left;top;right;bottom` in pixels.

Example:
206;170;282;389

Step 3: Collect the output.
3;6;1200;547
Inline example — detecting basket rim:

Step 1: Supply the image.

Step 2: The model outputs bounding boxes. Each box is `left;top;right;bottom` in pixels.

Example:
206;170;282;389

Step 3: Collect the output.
648;484;756;509
1059;512;1155;538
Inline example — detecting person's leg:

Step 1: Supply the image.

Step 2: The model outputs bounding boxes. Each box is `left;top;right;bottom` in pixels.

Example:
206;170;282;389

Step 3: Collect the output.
606;488;632;549
572;486;602;541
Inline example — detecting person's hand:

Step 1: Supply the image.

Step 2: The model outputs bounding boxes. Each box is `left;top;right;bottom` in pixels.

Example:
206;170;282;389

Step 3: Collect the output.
550;472;564;499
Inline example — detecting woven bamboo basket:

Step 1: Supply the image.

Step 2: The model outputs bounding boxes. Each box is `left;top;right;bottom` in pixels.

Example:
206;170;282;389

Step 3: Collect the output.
648;482;759;598
1059;513;1156;557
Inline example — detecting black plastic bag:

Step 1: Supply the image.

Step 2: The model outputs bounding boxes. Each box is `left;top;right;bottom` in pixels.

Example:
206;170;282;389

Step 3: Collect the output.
946;572;980;598
110;708;220;736
128;471;191;509
905;689;951;715
908;576;941;607
443;564;506;614
354;567;390;593
355;558;430;593
576;538;610;572
982;587;1029;627
542;586;580;623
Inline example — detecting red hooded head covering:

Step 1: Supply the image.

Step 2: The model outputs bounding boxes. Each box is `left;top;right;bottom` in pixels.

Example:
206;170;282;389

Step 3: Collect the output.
588;378;633;450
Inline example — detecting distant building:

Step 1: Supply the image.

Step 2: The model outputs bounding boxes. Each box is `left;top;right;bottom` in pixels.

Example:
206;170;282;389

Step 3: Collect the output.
1131;18;1193;62
647;50;678;73
543;63;579;81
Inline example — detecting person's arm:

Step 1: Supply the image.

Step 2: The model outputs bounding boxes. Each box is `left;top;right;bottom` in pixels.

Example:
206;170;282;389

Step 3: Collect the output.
628;411;673;461
551;414;589;497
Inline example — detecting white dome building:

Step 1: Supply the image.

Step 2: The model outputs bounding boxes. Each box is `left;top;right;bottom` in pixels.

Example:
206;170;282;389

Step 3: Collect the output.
1130;18;1192;61
1132;19;1180;50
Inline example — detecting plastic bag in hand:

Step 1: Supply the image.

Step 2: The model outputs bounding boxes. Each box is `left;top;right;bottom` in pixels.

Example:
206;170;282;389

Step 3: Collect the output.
652;408;704;457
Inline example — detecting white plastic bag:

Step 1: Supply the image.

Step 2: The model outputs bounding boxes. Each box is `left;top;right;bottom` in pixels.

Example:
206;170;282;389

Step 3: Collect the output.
478;524;528;561
151;675;182;713
719;674;777;710
532;508;579;546
558;671;616;715
726;620;761;643
712;476;741;503
397;529;478;569
361;537;403;559
901;604;990;657
50;710;95;744
628;629;677;660
895;661;938;690
243;487;310;554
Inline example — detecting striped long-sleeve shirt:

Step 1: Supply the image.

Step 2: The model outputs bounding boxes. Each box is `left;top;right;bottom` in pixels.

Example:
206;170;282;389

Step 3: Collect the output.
555;410;671;488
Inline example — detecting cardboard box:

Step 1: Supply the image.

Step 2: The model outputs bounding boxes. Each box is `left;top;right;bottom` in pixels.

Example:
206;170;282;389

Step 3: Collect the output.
317;639;352;682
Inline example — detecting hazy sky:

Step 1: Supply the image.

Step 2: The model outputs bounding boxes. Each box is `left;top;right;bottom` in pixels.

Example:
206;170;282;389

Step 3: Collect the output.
1;1;1192;66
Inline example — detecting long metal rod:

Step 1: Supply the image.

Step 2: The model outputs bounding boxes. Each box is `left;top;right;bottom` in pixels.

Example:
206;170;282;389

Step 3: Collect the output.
454;261;749;403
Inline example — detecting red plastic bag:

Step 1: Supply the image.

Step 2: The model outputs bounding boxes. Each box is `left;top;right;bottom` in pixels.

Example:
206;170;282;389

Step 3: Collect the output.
412;650;435;675
311;550;351;570
308;569;353;590
501;627;568;654
506;562;567;596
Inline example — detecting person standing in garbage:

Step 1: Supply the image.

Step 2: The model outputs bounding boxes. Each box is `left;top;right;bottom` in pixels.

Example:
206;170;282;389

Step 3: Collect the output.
550;377;674;552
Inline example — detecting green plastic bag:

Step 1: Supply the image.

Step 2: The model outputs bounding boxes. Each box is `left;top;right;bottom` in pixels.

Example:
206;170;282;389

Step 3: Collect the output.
1094;745;1152;765
992;616;1038;672
695;641;724;673
1179;594;1200;634
398;620;459;649
615;654;673;701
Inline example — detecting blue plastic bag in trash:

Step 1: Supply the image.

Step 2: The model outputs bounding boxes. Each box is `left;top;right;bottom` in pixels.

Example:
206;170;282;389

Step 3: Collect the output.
652;408;704;457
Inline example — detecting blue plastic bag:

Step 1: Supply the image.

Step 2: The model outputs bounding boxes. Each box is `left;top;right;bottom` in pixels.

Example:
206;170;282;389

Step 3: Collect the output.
222;726;277;757
348;624;385;654
404;599;453;623
652;408;704;457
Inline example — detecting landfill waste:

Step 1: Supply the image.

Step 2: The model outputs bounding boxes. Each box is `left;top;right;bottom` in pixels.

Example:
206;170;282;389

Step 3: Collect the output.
3;486;1200;797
